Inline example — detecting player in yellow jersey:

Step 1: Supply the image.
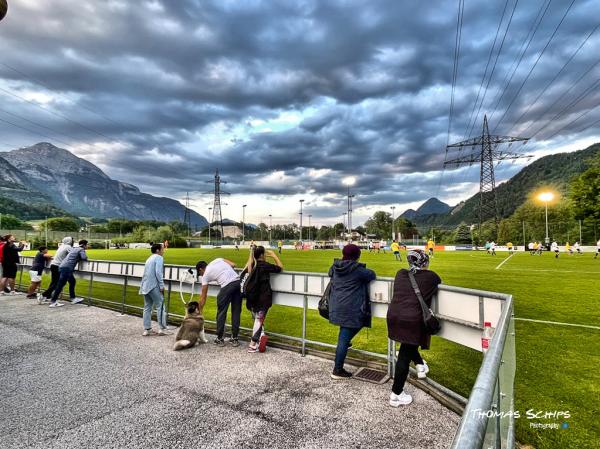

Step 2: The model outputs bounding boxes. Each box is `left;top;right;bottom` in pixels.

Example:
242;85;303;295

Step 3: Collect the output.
507;242;513;254
391;240;402;261
426;239;435;257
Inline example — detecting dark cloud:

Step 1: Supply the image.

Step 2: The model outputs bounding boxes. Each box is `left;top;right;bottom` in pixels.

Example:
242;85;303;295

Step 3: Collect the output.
0;0;598;221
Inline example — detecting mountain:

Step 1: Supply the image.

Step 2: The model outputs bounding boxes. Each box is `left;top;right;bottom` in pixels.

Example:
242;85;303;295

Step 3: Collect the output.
412;142;600;227
400;198;451;220
0;143;207;226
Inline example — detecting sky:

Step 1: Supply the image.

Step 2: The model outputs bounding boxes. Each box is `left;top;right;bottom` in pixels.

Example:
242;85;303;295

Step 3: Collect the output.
0;0;598;226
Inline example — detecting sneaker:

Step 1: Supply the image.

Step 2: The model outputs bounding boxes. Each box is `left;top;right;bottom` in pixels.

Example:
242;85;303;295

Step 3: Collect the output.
157;328;173;336
142;329;156;336
229;338;240;347
48;302;65;308
416;361;429;379
258;333;268;353
390;391;413;407
71;297;85;304
330;368;352;380
214;337;225;346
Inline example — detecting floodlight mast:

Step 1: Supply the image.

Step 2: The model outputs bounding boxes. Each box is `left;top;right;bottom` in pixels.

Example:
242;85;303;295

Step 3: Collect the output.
445;115;529;236
342;177;356;240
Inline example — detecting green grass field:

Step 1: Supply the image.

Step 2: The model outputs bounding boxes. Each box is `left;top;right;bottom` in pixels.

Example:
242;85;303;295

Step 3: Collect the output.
20;247;599;449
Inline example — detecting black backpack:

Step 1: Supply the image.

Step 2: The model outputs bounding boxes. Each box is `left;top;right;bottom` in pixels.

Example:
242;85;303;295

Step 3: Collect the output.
240;262;260;301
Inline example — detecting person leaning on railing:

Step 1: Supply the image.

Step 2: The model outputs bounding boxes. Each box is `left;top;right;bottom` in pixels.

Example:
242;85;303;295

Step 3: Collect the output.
328;243;376;380
386;249;441;407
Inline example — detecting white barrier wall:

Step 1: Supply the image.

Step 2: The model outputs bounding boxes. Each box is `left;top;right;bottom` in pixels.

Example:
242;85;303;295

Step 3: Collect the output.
21;257;510;352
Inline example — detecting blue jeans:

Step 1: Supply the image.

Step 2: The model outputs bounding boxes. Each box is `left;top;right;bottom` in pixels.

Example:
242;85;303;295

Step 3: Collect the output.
50;267;76;303
334;326;361;371
143;287;167;330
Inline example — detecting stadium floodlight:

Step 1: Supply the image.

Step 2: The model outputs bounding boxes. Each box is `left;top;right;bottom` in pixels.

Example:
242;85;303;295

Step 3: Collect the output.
299;199;305;241
242;204;247;242
537;192;555;245
342;177;356;239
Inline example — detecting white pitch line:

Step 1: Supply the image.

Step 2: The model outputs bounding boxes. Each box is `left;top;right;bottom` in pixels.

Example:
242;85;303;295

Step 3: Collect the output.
495;252;516;270
514;318;600;330
501;268;600;275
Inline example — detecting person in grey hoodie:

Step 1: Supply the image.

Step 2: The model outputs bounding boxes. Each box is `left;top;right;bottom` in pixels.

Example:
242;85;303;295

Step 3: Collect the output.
42;237;73;301
49;239;88;308
328;244;376;379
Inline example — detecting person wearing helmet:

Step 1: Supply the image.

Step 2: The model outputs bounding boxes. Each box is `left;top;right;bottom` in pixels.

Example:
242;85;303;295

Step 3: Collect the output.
386;249;441;406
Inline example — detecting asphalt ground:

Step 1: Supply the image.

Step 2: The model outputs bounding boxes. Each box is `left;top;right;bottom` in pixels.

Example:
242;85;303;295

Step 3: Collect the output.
0;295;459;449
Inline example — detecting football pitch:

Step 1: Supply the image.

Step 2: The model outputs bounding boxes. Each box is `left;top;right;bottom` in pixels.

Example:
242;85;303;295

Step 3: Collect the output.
22;248;600;449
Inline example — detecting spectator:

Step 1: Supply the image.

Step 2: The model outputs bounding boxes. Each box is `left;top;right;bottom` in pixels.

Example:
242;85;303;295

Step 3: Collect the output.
197;257;241;347
328;244;376;379
0;235;6;291
139;243;171;336
387;249;441;406
27;246;51;300
0;234;25;295
49;239;88;308
42;237;73;301
243;246;283;353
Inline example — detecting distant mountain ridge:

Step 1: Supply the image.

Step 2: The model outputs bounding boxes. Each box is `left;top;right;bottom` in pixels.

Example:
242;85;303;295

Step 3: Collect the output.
0;142;207;226
400;197;451;220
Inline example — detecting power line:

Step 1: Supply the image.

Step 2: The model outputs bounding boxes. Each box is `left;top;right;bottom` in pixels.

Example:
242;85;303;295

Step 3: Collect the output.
492;0;578;132
0;62;121;127
540;103;599;141
516;58;600;136
446;0;465;146
0;85;117;142
462;0;511;140
0;116;83;153
530;76;600;139
505;21;600;135
464;0;521;139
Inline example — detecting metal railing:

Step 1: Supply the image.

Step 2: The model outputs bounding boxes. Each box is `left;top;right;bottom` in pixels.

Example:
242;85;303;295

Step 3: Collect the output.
17;257;516;448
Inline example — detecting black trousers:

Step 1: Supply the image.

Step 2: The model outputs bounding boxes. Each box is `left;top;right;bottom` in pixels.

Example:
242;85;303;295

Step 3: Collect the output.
216;280;242;339
391;343;424;395
42;265;60;299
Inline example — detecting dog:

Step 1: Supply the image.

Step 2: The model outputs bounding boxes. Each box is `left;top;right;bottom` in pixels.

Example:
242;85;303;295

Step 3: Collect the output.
173;301;208;351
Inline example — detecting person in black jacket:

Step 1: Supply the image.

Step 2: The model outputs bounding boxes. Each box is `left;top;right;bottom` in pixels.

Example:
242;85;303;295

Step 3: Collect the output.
243;246;283;353
387;249;441;406
328;244;376;379
0;234;25;295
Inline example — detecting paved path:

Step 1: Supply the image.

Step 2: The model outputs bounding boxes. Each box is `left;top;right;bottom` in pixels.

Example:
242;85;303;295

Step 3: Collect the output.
0;295;459;449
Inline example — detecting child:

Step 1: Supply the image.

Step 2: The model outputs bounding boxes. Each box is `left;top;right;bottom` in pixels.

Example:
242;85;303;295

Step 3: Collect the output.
29;246;51;301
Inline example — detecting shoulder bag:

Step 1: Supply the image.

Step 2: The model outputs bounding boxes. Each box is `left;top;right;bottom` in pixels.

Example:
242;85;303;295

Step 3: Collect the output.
408;272;441;335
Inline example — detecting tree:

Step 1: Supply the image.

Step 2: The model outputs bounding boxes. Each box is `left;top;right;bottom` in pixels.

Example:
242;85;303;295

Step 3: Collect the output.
570;154;600;221
0;214;33;230
454;223;472;244
364;211;392;238
40;217;80;232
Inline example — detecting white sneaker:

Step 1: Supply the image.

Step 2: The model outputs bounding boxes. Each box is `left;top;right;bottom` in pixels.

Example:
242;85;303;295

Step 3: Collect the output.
390;391;413;407
71;297;85;304
416;361;429;379
142;329;155;336
157;328;173;336
49;302;65;308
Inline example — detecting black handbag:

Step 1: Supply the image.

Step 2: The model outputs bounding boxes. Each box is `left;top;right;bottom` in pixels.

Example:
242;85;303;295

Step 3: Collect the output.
408;272;441;335
318;281;332;319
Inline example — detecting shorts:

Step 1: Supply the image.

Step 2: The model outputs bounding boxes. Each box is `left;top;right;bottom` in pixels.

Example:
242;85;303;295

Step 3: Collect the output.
29;271;43;283
393;251;399;255
2;263;17;279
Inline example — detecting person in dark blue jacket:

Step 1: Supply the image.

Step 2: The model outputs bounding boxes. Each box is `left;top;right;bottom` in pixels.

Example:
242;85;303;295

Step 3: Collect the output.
328;244;376;379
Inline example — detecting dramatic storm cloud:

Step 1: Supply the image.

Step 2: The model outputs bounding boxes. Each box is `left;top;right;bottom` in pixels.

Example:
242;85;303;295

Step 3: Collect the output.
0;0;598;224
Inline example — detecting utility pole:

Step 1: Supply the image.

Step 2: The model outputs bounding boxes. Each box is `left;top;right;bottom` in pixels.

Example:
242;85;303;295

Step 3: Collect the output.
299;199;305;241
308;214;312;241
242;204;247;242
391;206;396;240
269;214;272;244
445;115;529;237
208;207;212;244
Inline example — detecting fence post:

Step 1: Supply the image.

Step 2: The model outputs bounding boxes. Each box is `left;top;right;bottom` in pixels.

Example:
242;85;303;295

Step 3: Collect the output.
18;265;24;291
301;294;307;357
87;271;94;307
120;275;128;315
166;279;172;325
